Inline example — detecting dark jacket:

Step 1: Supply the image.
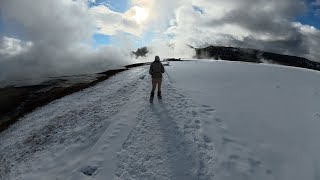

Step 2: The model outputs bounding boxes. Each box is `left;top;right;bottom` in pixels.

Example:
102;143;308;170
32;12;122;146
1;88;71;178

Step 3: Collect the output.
149;61;165;78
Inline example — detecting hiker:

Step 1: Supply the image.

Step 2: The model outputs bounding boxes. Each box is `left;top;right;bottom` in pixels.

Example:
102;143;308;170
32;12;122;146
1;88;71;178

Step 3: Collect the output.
149;55;165;103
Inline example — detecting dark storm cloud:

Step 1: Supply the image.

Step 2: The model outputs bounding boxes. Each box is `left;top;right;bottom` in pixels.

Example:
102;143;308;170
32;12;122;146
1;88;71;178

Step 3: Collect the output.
171;0;320;61
205;0;305;39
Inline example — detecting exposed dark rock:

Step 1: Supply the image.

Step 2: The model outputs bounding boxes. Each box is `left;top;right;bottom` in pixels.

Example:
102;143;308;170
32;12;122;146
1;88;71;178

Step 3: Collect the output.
0;63;147;133
165;58;184;61
125;63;147;68
194;46;320;71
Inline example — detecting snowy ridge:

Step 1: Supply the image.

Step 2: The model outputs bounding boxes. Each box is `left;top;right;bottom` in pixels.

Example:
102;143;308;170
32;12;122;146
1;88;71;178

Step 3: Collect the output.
0;65;216;179
166;60;320;180
2;60;320;180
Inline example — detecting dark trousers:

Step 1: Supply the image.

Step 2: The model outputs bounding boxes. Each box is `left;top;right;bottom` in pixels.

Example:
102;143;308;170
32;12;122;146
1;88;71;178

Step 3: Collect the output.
152;78;162;93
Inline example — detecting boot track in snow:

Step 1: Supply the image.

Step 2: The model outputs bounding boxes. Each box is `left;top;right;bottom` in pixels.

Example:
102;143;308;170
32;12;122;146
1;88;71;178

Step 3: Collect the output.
0;66;216;180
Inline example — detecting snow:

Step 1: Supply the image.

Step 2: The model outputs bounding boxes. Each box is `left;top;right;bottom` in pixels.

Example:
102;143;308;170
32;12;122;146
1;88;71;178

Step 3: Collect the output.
1;60;320;180
166;60;320;180
0;65;214;180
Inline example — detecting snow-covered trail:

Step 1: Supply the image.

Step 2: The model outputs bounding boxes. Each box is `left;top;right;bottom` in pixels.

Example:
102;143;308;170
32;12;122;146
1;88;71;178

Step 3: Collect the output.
113;72;215;180
0;66;215;179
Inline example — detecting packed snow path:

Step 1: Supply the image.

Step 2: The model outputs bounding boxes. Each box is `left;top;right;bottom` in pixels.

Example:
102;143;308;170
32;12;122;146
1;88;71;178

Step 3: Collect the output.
0;66;215;179
3;61;320;180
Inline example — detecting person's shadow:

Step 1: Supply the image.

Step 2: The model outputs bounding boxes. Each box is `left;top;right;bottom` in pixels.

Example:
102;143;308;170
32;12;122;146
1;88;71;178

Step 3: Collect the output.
150;100;198;179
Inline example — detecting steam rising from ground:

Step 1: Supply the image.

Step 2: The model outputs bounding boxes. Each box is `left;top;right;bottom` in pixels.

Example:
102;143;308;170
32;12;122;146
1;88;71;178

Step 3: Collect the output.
0;0;190;86
1;0;320;86
0;0;133;86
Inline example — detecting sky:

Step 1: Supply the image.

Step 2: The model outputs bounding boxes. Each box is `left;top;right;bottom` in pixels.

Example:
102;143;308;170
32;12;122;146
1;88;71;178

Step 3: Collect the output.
0;0;320;84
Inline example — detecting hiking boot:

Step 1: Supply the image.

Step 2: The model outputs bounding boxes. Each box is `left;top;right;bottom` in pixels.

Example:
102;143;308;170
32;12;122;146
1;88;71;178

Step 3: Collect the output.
150;92;155;103
157;91;162;99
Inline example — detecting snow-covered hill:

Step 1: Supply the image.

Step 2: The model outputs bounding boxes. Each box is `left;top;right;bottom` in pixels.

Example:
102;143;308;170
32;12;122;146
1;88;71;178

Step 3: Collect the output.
167;61;320;180
1;60;320;180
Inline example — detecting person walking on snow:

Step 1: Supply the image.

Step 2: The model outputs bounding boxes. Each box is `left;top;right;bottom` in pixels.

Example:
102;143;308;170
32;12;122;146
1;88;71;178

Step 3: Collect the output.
149;55;165;103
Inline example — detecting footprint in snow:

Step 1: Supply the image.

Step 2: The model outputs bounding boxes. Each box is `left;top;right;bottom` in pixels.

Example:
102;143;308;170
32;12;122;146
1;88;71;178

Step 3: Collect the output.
81;165;98;176
314;113;320;120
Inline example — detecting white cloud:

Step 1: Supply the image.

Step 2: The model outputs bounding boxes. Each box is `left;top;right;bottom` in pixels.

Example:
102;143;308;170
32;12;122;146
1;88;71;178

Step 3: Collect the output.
90;5;143;36
89;0;183;37
292;22;320;60
156;0;320;61
90;0;183;35
0;0;132;85
91;0;320;61
1;0;320;86
0;37;33;58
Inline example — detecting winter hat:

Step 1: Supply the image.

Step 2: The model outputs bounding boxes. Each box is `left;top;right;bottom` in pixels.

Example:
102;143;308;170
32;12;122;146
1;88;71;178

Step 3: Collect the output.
155;55;160;61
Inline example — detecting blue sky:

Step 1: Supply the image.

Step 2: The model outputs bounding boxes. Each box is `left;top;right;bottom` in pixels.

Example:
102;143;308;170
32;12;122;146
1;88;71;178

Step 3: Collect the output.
90;0;129;46
297;0;320;28
89;0;128;12
89;0;159;48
